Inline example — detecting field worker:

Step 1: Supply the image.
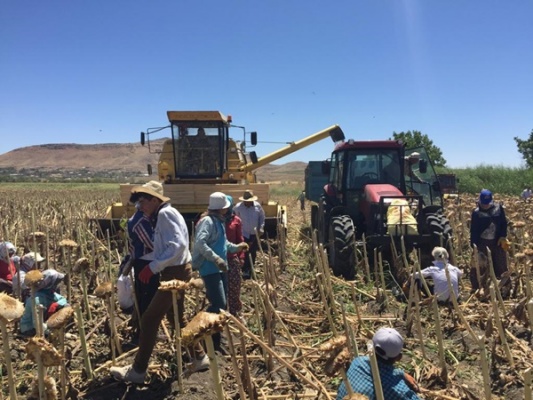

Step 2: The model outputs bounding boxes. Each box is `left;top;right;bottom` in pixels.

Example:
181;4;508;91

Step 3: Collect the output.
224;195;246;320
521;187;532;201
20;269;68;337
470;189;509;288
192;192;248;352
126;202;157;344
404;152;425;183
0;241;17;294
336;327;421;400
412;246;463;304
234;190;265;280
297;190;306;211
111;181;208;384
13;251;45;302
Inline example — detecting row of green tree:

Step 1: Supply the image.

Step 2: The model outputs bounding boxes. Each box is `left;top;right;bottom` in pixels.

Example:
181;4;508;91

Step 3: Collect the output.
393;130;533;196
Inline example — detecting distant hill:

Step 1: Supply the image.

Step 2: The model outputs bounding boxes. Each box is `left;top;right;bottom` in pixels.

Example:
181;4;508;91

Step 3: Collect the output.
0;141;306;182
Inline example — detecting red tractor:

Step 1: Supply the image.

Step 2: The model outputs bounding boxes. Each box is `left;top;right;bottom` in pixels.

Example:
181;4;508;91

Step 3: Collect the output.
308;139;452;280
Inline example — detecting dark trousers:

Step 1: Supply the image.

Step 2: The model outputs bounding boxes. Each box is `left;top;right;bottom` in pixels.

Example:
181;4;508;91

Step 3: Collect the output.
243;234;259;277
133;263;204;372
470;238;508;290
133;259;160;320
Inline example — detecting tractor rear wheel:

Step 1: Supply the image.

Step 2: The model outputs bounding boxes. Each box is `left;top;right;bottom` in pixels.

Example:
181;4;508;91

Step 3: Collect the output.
328;215;356;280
421;209;454;265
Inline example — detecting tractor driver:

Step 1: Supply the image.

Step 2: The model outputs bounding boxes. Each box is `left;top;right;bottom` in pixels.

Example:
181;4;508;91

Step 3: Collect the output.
404;152;425;184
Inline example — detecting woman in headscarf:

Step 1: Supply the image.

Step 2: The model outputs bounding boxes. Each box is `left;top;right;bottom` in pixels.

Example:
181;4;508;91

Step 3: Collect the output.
0;241;17;294
224;195;246;320
13;251;45;302
20;269;69;336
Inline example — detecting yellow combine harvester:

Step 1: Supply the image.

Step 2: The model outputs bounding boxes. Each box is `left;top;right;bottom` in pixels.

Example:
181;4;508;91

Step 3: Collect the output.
98;110;344;237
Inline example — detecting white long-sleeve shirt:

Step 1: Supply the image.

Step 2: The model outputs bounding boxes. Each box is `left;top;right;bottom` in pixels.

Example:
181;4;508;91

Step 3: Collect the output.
234;201;265;239
147;203;191;274
414;261;463;302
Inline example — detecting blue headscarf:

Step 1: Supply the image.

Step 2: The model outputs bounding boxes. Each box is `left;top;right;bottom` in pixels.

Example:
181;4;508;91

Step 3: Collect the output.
225;195;234;222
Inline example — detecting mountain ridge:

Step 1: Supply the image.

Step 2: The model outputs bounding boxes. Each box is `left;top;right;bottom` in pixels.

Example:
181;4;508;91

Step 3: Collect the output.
0;141;307;182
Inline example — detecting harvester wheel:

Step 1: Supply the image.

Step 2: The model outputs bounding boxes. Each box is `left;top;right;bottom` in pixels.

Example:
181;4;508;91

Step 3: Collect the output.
328;215;356;280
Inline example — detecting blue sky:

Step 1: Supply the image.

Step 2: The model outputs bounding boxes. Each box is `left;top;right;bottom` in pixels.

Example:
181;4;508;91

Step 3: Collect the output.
1;1;532;168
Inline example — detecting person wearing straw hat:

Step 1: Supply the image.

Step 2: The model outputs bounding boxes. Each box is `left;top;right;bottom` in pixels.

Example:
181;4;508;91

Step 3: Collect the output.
336;327;420;399
111;180;208;384
234;189;265;279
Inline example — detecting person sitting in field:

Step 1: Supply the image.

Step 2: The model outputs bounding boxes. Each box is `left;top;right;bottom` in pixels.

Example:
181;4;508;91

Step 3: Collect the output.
336;327;420;399
412;246;463;304
0;242;17;294
521;187;532;202
20;269;69;337
13;251;45;302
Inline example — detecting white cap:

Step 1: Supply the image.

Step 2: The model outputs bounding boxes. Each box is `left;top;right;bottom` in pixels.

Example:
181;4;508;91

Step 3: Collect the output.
208;192;231;210
22;252;45;269
373;327;404;360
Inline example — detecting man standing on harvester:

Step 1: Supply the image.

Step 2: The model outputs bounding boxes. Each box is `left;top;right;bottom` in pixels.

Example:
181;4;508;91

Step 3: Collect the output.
234;190;265;280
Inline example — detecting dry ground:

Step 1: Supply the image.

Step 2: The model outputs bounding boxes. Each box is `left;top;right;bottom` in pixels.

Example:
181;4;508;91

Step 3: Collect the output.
2;190;533;399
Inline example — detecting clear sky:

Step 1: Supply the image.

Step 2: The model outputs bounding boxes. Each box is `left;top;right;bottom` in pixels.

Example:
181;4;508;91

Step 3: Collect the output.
1;1;532;168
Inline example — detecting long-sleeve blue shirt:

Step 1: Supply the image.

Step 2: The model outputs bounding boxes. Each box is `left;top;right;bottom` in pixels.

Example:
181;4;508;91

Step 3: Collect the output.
192;214;241;277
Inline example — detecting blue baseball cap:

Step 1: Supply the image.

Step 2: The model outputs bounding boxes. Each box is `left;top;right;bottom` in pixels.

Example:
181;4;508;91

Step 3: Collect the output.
479;189;493;205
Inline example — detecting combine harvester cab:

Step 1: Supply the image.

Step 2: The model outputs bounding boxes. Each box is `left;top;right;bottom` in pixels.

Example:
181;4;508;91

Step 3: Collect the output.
307;139;453;280
97;111;345;239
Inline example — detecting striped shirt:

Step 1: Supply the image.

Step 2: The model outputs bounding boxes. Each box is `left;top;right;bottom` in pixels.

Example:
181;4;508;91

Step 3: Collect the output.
127;211;154;260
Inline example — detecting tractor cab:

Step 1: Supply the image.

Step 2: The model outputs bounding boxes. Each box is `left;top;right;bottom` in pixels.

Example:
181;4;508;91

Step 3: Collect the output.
324;141;444;226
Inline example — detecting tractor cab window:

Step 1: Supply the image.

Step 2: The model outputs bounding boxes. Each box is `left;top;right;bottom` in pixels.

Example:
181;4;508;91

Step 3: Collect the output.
171;124;223;177
345;150;400;190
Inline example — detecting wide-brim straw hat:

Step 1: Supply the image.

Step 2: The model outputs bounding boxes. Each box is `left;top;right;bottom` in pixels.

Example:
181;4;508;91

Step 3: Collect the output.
239;190;258;202
130;180;170;203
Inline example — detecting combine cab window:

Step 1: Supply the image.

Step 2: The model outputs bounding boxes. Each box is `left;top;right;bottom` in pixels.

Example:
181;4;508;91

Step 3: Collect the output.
171;125;223;177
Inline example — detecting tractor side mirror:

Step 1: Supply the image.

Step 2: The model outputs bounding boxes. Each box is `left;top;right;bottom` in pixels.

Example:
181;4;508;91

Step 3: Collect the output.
147;164;152;175
141;132;145;146
419;159;428;174
321;160;331;175
250;151;258;164
250;132;257;146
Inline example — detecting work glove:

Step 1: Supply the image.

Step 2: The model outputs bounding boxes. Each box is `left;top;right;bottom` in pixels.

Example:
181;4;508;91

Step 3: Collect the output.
139;265;154;284
237;242;249;252
215;257;228;272
259;229;265;236
498;237;511;252
48;302;61;315
404;372;420;393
